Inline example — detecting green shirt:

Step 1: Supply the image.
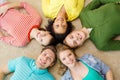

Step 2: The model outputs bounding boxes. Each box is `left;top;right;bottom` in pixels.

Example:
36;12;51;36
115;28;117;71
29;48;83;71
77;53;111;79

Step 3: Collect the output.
80;0;120;51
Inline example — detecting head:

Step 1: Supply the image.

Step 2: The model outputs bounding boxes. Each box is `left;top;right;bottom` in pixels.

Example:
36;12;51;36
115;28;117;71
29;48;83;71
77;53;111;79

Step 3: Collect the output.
57;44;77;69
64;28;90;48
36;45;57;69
46;19;73;43
36;28;54;46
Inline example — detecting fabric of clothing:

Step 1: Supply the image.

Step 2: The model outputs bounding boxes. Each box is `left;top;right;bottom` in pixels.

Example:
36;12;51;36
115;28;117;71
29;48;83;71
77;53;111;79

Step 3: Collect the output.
8;56;55;80
42;0;84;21
82;61;104;80
0;2;41;47
0;0;7;4
79;0;120;51
61;54;109;80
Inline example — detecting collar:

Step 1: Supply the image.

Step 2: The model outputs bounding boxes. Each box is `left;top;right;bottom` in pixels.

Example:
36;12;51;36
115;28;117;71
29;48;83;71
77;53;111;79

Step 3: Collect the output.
30;60;48;74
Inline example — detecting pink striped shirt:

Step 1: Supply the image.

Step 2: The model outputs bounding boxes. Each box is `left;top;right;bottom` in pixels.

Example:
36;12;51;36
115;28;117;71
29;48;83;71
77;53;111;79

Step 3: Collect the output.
0;2;41;47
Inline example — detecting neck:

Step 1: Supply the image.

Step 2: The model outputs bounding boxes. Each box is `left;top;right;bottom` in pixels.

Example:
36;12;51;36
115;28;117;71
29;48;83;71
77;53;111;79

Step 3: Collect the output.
57;6;67;20
69;61;82;71
81;28;92;39
30;28;38;39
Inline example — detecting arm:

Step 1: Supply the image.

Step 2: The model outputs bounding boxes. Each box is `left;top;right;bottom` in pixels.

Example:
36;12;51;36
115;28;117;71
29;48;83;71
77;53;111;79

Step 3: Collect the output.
85;0;120;11
41;0;50;16
0;2;21;15
106;70;114;80
0;36;24;47
0;64;11;80
20;2;40;18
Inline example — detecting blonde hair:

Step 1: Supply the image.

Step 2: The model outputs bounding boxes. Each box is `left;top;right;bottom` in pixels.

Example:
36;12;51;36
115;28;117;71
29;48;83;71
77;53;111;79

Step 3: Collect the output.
56;43;74;75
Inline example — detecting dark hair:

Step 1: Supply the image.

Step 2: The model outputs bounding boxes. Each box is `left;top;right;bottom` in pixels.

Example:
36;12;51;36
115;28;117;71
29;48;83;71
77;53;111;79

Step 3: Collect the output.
41;45;57;65
45;19;73;45
38;28;55;46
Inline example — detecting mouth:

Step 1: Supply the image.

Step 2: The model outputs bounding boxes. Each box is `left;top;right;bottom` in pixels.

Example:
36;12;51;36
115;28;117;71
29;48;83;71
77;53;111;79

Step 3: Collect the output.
39;59;46;66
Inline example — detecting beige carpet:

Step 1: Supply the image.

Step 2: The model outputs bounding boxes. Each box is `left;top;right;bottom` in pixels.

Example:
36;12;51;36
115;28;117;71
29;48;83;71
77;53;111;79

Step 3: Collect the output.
0;0;120;80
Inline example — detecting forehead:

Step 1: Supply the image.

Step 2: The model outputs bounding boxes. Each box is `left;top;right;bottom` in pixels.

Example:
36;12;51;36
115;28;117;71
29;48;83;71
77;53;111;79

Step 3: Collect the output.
59;50;72;57
42;49;55;57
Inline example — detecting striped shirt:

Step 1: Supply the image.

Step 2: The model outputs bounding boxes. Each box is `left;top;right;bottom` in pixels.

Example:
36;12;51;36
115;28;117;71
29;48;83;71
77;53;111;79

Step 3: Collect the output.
8;56;55;80
0;2;41;47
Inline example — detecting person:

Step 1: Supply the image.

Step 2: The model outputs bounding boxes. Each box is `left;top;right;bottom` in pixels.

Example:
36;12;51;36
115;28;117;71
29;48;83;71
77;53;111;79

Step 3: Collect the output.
64;0;120;51
64;27;92;48
0;45;57;80
41;0;84;43
57;44;113;80
0;1;54;47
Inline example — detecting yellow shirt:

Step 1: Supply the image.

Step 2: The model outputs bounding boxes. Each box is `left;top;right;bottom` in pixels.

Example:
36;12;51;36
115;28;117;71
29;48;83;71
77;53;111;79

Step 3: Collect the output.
42;0;84;21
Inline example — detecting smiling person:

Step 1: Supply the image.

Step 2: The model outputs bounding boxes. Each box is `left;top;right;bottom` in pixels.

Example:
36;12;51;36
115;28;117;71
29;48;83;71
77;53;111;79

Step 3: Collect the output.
0;46;57;80
64;0;120;51
64;27;92;48
41;0;84;43
57;44;113;80
0;1;54;47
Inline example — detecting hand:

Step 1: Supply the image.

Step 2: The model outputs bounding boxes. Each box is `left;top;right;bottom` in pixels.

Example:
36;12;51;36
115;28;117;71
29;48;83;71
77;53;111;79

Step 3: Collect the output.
0;5;9;16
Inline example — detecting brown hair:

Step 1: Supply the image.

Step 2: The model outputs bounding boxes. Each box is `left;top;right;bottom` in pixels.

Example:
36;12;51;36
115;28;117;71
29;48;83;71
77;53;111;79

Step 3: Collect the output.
41;45;57;66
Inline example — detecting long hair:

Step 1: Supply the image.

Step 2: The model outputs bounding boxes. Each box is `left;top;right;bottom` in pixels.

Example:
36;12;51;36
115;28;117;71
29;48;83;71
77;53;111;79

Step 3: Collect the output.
46;19;73;45
56;44;75;75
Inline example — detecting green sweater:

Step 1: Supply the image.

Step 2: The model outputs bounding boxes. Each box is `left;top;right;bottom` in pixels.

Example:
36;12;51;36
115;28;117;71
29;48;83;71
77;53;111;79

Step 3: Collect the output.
80;0;120;51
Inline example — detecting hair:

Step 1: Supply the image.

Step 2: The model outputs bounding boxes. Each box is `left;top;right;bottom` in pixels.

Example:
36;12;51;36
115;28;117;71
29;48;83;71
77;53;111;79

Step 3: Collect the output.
56;43;75;75
46;19;73;45
38;28;55;46
41;45;57;66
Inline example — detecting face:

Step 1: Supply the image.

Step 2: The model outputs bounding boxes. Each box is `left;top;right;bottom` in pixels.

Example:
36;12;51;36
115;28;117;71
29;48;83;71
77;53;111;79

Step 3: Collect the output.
64;31;86;48
53;17;67;34
36;31;53;46
59;50;76;68
36;49;55;69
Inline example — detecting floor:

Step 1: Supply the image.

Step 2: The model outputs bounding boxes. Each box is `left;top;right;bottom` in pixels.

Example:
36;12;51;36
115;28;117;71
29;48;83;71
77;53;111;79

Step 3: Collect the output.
0;0;120;80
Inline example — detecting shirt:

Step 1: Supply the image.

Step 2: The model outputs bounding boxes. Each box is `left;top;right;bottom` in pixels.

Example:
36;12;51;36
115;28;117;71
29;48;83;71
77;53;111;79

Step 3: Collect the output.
8;56;55;80
42;0;84;21
0;2;41;47
61;54;109;80
79;0;120;51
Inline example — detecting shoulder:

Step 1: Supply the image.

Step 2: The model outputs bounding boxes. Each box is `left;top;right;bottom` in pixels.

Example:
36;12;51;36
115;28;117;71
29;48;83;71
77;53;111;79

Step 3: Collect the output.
61;69;72;80
43;72;55;80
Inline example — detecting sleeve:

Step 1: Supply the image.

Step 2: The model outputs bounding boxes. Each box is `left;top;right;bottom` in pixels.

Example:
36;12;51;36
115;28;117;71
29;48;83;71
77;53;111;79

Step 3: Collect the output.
100;40;120;51
41;0;50;16
20;2;40;18
0;36;23;47
88;54;110;77
84;0;120;11
8;57;24;72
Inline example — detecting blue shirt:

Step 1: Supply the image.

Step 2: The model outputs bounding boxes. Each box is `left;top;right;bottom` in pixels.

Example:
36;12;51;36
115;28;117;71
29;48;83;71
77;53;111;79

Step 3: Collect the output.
8;56;55;80
61;54;109;80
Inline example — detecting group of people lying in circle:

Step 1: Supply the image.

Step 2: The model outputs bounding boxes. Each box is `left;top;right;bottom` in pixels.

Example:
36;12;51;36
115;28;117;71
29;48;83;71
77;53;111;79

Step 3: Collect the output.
0;0;120;80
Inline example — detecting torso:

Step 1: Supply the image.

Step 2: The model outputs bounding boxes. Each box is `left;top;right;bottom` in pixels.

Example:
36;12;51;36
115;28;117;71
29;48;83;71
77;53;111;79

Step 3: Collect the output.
70;62;88;80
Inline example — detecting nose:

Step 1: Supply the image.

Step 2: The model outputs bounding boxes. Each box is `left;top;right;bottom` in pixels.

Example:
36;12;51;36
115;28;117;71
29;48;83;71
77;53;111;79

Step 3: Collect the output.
42;56;47;62
66;57;70;62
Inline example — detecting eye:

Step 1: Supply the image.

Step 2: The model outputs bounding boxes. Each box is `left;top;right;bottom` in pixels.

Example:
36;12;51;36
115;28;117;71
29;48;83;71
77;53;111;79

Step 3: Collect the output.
55;25;59;28
62;25;66;29
68;53;72;56
62;58;66;61
70;35;73;39
41;39;43;42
